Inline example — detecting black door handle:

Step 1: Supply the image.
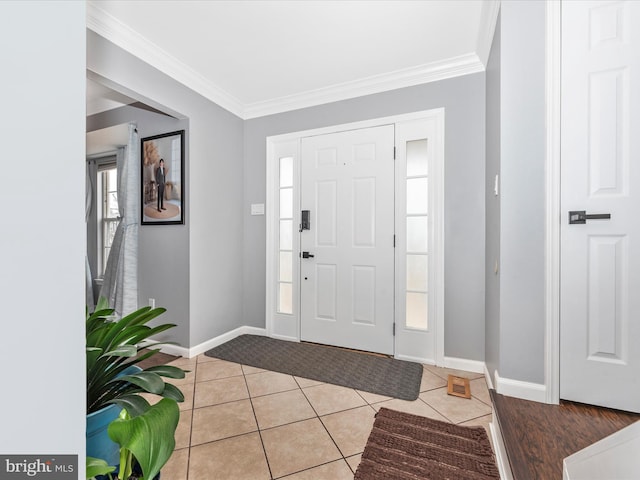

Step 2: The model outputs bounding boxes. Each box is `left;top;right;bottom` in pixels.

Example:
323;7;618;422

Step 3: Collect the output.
301;251;315;259
569;210;611;224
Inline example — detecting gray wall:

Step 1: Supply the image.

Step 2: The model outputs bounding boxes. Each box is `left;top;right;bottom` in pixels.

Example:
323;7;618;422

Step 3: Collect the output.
0;0;86;462
88;31;245;348
484;2;546;385
87;106;190;347
485;13;501;382
244;74;487;361
499;0;546;383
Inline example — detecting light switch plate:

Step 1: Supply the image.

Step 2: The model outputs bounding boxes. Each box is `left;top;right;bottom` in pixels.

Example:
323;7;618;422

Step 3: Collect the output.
494;174;499;196
251;203;265;215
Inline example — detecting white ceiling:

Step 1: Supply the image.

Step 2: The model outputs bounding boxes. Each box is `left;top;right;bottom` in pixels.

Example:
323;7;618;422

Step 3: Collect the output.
87;0;498;119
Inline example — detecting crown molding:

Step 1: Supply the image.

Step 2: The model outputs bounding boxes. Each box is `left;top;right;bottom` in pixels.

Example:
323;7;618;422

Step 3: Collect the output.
86;1;245;118
243;53;484;119
476;0;501;67
87;1;486;120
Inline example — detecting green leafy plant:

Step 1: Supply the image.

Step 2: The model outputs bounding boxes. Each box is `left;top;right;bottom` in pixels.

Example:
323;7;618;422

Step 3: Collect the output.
87;298;187;479
87;297;186;415
86;398;178;479
108;399;180;480
86;457;116;480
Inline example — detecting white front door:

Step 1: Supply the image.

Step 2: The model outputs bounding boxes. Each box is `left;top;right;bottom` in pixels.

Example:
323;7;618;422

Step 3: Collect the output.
300;125;395;354
560;0;640;412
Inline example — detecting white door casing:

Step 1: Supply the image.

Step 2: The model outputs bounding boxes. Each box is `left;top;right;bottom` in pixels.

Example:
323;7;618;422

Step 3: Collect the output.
560;0;640;412
300;125;395;354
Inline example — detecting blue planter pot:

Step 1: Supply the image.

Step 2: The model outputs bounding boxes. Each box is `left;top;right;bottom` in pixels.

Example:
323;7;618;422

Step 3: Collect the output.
86;366;142;467
87;402;122;466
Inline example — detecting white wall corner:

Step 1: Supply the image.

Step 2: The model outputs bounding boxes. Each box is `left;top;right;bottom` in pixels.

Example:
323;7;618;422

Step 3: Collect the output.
484;364;495;391
442;356;486;374
476;0;501;67
495;371;547;403
158;326;267;358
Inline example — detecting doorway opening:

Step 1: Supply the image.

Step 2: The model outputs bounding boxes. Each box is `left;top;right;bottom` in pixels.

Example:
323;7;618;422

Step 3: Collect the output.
266;110;444;364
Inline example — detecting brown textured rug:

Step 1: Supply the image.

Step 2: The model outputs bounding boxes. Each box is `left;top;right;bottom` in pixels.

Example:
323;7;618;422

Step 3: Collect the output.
355;407;500;480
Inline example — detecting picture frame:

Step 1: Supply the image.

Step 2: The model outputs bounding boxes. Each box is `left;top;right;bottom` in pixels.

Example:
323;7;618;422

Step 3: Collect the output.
141;130;185;225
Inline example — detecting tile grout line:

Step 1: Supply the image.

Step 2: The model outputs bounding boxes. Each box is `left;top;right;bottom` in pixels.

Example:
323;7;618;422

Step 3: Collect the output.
297;382;351;473
184;357;199;480
241;364;275;480
178;357;493;479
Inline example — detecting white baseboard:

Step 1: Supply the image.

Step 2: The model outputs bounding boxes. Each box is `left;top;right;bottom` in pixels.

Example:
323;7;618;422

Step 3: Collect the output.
490;419;514;480
442;356;486;374
495;371;547;403
158;326;267;358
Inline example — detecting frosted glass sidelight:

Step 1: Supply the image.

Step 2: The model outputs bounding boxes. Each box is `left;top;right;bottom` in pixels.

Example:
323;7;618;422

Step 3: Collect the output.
406;139;428;177
279;251;292;282
280;188;293;219
279;220;292;250
407;216;428;253
407;178;428;214
280;156;293;187
406;292;428;330
407;254;428;291
278;283;292;314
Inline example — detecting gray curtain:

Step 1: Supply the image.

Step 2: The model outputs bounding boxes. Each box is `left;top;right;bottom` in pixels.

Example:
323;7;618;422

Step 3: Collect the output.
100;124;139;316
85;166;95;311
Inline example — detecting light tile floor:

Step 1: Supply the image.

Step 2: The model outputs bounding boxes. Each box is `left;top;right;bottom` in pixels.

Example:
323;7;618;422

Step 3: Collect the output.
158;353;493;480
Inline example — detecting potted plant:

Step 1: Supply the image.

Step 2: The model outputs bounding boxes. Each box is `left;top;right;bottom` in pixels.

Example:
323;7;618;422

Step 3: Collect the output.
86;397;179;480
87;298;187;477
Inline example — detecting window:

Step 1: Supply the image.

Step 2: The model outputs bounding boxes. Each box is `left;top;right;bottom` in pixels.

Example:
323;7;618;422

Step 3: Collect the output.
278;156;294;314
97;164;118;276
405;139;429;330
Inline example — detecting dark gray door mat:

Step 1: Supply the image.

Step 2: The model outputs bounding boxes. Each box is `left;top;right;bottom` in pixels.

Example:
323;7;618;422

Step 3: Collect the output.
205;334;423;401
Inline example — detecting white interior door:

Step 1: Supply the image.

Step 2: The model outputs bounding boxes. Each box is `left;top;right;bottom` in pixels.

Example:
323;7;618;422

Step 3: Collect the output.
560;0;640;412
300;125;395;354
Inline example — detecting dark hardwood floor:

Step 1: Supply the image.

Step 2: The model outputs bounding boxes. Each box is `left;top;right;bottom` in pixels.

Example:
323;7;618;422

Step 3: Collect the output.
491;390;639;479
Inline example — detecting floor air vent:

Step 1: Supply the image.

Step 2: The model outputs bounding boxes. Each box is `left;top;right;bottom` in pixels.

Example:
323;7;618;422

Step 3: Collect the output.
447;374;471;399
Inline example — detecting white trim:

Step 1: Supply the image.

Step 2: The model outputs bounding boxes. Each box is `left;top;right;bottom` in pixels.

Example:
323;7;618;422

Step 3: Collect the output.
265;139;276;338
270;333;299;343
563;422;640;480
544;0;562;405
86;1;245;118
395;354;436;366
87;1;484;120
495;371;547;403
442;356;486;374
268;110;445;146
157;326;267;358
484;364;495;391
490;419;514;480
476;1;502;67
243;54;483;119
433;113;446;367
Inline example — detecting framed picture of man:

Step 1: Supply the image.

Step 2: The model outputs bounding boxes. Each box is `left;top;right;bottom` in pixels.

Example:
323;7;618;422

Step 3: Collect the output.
141;130;185;225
